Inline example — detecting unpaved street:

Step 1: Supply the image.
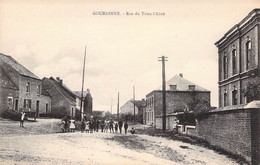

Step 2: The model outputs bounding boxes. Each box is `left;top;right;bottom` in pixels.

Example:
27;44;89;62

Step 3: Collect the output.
0;119;238;165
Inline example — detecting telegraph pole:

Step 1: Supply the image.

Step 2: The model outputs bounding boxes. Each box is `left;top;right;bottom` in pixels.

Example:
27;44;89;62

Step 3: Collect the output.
111;98;113;114
80;46;87;121
158;56;168;131
117;92;120;120
133;86;135;123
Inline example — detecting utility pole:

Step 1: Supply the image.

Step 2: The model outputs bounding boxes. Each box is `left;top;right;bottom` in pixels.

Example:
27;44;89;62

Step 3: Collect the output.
117;92;119;120
80;46;87;121
133;86;135;123
158;56;168;131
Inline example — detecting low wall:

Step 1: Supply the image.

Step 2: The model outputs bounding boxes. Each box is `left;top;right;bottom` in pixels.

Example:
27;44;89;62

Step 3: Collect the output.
155;114;177;130
155;108;260;165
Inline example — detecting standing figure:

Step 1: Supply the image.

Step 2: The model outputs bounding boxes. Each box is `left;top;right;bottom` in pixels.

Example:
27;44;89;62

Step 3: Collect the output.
96;120;100;132
109;119;114;133
69;118;76;132
61;120;66;133
115;122;118;133
124;121;128;134
20;111;26;127
104;120;109;132
85;121;90;133
118;120;123;133
93;119;96;132
100;120;105;132
81;120;86;133
63;116;69;132
89;119;94;133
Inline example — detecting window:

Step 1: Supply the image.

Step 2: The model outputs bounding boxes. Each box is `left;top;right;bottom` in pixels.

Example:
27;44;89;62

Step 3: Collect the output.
36;85;41;95
170;85;177;91
223;53;228;79
232;87;238;105
26;82;30;93
14;99;19;111
46;103;49;114
151;97;154;107
232;49;237;75
188;85;195;91
7;97;13;110
24;99;31;109
71;107;74;117
246;41;251;70
36;100;40;113
224;90;228;107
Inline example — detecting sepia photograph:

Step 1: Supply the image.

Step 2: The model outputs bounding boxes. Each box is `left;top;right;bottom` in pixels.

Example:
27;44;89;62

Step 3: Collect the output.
0;0;259;164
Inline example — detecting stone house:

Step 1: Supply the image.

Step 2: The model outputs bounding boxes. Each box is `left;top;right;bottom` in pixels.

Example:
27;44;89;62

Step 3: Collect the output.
215;8;260;108
144;74;211;127
120;99;146;122
42;77;78;117
0;53;51;116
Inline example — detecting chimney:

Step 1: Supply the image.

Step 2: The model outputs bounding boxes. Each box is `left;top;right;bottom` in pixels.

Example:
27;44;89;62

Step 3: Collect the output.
87;89;90;93
179;73;183;77
56;77;60;81
60;79;63;85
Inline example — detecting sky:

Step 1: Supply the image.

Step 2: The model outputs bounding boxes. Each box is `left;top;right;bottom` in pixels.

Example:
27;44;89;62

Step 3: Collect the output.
0;0;259;113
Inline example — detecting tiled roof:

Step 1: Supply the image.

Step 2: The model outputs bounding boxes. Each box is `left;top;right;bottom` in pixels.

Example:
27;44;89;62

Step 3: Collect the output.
156;74;209;92
0;53;40;79
74;91;87;98
131;100;146;108
47;77;76;105
0;65;18;89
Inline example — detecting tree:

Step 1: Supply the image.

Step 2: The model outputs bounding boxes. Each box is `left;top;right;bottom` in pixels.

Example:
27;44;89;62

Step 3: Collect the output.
243;80;260;103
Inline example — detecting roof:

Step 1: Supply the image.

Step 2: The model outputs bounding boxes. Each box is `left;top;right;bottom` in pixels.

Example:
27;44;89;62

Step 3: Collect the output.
44;77;76;105
155;74;209;92
74;91;88;98
131;99;146;109
0;53;40;80
0;65;19;90
215;8;260;46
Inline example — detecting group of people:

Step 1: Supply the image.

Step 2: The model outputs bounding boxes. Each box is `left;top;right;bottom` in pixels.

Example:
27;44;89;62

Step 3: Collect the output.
60;116;76;133
61;117;135;134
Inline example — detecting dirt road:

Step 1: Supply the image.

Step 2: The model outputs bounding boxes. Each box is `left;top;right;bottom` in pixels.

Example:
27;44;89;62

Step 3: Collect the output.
0;119;238;165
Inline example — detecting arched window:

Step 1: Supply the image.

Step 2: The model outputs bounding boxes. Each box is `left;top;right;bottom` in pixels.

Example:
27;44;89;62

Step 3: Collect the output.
232;87;238;105
223;53;228;79
232;49;237;75
223;90;228;107
246;41;251;70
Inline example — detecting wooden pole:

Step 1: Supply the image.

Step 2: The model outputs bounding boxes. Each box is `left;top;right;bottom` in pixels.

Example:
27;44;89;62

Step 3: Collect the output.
80;46;86;121
133;86;135;123
117;92;119;120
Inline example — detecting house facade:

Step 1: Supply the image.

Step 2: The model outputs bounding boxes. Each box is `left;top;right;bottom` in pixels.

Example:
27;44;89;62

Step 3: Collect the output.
215;8;260;108
42;77;77;117
120;99;146;121
144;74;210;126
0;53;51;116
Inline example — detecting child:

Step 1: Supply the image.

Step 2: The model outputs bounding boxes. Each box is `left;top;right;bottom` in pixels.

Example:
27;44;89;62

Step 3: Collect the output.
130;127;135;134
115;122;118;133
85;121;90;133
69;118;76;132
61;120;66;133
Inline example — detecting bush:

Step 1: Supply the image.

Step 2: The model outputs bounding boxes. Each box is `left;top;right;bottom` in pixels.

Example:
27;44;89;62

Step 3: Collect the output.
2;110;21;121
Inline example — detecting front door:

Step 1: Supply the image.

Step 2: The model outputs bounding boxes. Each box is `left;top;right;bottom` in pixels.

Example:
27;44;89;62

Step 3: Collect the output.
36;100;40;117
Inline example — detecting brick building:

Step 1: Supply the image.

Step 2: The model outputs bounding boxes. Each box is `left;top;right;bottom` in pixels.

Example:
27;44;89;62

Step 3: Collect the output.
0;53;51;116
215;8;260;108
145;74;210;126
42;77;79;117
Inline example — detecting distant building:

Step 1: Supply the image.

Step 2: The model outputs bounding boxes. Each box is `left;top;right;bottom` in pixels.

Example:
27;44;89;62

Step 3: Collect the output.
0;53;51;116
120;99;146;115
42;77;79;117
215;8;260;108
144;74;211;126
74;89;93;115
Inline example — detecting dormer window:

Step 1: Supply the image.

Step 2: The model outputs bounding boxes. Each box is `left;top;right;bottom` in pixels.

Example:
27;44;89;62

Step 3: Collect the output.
188;85;195;91
170;85;177;91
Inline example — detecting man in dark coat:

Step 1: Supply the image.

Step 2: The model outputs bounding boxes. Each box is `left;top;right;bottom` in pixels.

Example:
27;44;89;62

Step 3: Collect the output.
96;120;100;132
109;119;114;133
100;120;105;132
118;120;123;133
124;121;128;134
